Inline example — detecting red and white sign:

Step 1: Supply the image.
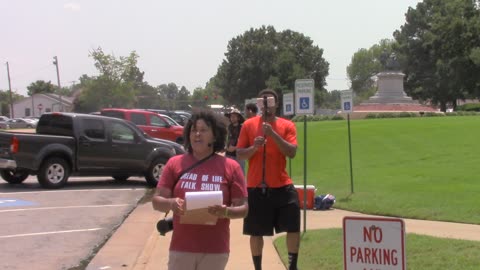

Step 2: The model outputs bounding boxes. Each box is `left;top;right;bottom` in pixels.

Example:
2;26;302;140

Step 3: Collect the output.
343;217;406;270
37;103;43;111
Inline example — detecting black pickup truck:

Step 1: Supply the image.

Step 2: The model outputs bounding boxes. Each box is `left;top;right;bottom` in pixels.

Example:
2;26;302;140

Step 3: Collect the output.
0;112;184;189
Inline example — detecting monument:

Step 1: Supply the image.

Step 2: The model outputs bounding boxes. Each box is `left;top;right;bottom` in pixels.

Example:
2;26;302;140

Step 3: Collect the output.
353;51;438;113
362;52;417;104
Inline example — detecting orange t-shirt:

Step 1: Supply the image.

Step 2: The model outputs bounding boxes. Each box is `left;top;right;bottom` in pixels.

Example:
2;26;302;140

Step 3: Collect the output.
237;116;297;188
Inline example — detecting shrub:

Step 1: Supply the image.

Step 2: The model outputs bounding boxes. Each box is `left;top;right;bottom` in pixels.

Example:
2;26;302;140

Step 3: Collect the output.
365;113;377;119
456;103;480;112
331;115;345;120
398;112;415;118
425;112;444;117
377;112;396;118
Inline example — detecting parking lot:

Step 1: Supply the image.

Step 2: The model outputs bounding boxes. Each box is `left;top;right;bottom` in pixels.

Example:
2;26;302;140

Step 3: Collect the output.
0;175;150;270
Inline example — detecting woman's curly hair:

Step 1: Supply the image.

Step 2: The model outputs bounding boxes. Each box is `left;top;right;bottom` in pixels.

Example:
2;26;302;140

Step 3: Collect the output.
183;109;227;153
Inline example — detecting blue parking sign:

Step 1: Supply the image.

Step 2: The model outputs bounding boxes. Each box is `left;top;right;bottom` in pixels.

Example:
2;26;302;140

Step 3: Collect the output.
344;101;351;111
300;97;309;109
286;104;292;112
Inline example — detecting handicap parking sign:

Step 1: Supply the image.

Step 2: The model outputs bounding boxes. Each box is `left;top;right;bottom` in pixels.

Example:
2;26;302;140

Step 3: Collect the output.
300;97;309;109
286;104;292;112
343;101;351;111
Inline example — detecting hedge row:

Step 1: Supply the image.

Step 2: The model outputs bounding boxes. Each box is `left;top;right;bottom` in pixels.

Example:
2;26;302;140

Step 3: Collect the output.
290;111;480;122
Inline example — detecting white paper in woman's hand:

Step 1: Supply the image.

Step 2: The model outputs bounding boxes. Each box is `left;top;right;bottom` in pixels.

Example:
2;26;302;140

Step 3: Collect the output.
185;191;223;210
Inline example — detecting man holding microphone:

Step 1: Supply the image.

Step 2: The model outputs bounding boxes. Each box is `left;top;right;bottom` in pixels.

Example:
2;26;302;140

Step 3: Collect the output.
236;88;300;270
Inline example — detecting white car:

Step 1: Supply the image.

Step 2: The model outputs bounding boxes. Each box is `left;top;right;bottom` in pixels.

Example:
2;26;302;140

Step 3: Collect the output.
4;118;37;129
159;114;181;126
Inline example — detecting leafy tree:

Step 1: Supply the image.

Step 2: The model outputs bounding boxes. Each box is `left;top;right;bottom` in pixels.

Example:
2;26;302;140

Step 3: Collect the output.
74;48;145;112
213;25;329;108
0;90;25;117
394;0;480;111
346;39;395;100
135;83;161;109
176;86;192;110
27;80;56;96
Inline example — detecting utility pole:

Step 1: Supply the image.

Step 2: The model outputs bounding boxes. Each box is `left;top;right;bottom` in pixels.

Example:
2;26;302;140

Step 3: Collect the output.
6;62;14;118
53;56;62;111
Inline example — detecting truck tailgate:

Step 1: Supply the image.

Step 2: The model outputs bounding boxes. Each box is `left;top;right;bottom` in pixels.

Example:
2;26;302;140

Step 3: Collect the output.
0;131;75;170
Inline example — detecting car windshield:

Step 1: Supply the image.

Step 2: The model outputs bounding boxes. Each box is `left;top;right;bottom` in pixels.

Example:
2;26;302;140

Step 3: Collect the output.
160;114;180;126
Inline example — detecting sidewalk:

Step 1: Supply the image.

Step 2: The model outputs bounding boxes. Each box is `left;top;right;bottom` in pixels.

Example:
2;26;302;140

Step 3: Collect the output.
86;201;480;270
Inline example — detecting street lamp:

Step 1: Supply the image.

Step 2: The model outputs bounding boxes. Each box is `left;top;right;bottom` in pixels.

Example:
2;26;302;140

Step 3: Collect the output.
53;56;63;112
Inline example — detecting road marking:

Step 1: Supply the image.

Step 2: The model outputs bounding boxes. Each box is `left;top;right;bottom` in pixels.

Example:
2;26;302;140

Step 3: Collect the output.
0;188;145;195
0;204;131;213
0;228;103;239
0;198;36;207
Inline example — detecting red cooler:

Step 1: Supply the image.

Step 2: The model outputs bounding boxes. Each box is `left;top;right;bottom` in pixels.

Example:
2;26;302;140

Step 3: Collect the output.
294;185;316;209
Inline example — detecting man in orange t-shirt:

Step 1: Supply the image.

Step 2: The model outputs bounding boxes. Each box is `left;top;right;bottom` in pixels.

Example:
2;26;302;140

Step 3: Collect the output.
237;89;300;270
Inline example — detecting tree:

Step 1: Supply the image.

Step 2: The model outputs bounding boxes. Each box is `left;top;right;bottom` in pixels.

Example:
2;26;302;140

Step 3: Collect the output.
213;26;329;108
27;80;56;96
346;39;395;100
394;0;480;111
0;90;24;117
74;48;145;112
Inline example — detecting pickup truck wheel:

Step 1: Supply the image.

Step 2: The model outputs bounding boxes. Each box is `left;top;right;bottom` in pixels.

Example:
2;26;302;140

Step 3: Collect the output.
37;157;70;189
145;157;167;187
0;169;29;184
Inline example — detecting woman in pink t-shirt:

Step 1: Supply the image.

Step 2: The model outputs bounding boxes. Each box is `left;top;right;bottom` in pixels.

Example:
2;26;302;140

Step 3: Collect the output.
152;109;248;270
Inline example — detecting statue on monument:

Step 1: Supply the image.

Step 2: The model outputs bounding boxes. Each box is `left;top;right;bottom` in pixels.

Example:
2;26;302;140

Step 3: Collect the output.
379;50;401;71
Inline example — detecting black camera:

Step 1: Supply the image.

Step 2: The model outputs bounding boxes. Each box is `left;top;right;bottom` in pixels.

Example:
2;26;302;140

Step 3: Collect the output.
157;217;174;236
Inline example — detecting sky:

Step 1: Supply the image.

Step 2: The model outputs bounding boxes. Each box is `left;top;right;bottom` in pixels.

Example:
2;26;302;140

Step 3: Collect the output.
0;0;422;97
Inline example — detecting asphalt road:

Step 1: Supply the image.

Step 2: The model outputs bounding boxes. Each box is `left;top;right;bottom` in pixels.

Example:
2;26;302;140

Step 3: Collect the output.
0;175;151;270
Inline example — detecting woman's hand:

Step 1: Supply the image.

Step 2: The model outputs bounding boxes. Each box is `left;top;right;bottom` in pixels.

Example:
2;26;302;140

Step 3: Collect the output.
208;204;228;218
171;197;185;215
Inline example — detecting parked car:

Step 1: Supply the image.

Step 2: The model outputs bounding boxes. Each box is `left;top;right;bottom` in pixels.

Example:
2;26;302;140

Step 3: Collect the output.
145;109;187;126
0;112;184;188
4;118;37;129
0;116;10;122
0;122;9;129
159;114;181;126
100;108;184;144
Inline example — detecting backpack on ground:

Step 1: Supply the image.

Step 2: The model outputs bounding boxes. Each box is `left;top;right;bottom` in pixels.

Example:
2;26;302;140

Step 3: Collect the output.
314;194;336;210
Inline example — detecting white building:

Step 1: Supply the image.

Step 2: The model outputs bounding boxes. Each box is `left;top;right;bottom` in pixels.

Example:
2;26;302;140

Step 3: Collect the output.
10;93;73;118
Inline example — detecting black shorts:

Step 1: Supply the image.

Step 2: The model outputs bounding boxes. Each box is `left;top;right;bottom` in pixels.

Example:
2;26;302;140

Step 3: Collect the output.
243;184;300;236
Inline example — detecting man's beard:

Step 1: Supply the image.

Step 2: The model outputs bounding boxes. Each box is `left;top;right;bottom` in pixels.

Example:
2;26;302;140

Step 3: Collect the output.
265;109;275;117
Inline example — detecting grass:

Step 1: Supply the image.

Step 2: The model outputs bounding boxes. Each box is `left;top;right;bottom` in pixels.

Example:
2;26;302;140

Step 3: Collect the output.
274;116;480;269
291;116;480;223
274;229;480;270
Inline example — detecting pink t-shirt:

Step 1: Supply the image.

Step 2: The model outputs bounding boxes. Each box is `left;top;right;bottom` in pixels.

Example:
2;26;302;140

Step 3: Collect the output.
157;153;247;253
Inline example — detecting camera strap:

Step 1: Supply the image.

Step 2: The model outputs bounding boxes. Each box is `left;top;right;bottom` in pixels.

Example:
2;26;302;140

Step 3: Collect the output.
164;152;215;218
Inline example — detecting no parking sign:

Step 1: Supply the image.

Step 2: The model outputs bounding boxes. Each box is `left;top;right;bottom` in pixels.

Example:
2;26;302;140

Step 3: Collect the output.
343;217;406;270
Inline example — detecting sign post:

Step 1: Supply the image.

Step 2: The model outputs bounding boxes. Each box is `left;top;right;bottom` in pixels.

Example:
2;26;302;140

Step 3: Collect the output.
343;217;406;270
341;90;354;194
283;92;294;116
283;92;294;177
295;79;314;233
37;103;43;114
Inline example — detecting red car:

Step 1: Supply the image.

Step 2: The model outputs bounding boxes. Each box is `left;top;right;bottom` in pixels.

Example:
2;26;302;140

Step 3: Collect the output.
100;108;184;144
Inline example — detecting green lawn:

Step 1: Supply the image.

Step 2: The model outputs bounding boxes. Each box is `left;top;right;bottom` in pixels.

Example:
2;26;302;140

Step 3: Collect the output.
274;116;480;269
275;229;480;270
291;116;480;223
